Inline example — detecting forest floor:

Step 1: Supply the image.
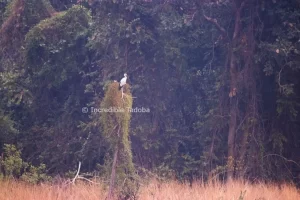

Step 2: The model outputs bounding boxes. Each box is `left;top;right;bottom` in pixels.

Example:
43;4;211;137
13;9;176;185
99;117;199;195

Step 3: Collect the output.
0;179;299;200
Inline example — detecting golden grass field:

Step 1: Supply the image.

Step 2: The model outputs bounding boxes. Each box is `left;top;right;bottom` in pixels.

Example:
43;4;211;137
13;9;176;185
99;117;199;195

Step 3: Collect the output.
0;180;299;200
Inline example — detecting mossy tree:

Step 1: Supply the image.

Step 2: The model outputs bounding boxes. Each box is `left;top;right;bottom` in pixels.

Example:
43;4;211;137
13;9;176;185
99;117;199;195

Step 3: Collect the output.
101;82;137;199
21;5;92;172
0;0;55;155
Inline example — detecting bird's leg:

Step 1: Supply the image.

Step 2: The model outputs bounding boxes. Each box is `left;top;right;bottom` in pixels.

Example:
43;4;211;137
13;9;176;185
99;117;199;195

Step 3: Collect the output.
121;87;124;99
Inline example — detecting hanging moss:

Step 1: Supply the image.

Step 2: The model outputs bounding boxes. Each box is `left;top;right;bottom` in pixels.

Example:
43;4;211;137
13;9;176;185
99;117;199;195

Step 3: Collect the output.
101;82;133;169
101;82;138;198
101;83;132;140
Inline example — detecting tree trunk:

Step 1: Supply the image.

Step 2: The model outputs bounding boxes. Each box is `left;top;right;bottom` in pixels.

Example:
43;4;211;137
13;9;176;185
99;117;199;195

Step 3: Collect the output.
227;96;237;181
226;0;246;181
227;30;238;182
107;145;119;200
202;0;248;181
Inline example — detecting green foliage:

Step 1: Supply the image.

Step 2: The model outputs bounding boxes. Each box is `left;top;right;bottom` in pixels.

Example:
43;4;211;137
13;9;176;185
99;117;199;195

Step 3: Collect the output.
20;5;93;173
0;0;54;153
0;0;300;186
0;110;18;146
25;5;91;79
4;0;54;24
0;144;50;183
100;82;137;198
101;83;133;142
21;163;50;184
251;0;300;181
0;0;55;69
0;144;23;178
24;5;91;93
0;0;9;26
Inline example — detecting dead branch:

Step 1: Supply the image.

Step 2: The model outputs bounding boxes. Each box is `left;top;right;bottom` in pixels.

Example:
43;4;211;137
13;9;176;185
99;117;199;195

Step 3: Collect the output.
76;176;102;185
72;161;82;184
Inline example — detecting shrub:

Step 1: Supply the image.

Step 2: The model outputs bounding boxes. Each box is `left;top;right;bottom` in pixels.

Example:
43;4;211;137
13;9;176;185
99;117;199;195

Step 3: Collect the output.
0;144;50;183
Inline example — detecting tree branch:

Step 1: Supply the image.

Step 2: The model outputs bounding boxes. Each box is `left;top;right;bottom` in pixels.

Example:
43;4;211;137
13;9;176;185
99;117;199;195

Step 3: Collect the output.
76;176;102;185
203;13;227;36
233;0;248;39
263;154;300;169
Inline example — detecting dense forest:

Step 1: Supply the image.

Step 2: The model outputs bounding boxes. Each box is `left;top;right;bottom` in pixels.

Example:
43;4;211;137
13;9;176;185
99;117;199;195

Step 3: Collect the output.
1;0;300;198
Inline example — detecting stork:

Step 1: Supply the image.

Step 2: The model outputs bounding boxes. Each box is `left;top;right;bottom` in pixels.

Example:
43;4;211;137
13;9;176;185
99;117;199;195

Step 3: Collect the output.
119;73;127;98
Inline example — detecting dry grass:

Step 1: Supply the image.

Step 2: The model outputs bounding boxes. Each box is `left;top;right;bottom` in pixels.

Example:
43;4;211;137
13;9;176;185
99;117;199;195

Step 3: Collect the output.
0;180;105;200
0;179;299;200
139;180;300;200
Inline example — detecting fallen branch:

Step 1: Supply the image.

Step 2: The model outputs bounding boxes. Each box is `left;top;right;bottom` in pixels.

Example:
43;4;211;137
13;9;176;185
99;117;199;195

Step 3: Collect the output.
76;176;102;185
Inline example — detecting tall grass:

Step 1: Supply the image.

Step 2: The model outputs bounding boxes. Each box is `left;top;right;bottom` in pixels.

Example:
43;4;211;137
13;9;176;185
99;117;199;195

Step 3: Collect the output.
0;179;299;200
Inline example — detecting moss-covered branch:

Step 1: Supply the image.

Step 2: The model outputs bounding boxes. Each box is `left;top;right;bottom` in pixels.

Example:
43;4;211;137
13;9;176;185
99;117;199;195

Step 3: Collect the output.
101;82;137;199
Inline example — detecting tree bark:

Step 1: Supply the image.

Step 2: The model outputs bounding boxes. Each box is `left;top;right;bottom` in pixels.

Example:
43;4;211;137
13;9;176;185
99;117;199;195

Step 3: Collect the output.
226;0;247;181
107;126;121;200
227;97;237;181
107;145;119;200
201;0;248;181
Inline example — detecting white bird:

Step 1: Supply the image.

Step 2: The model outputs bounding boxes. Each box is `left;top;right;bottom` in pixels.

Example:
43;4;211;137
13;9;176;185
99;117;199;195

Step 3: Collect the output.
119;73;127;89
119;73;127;99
